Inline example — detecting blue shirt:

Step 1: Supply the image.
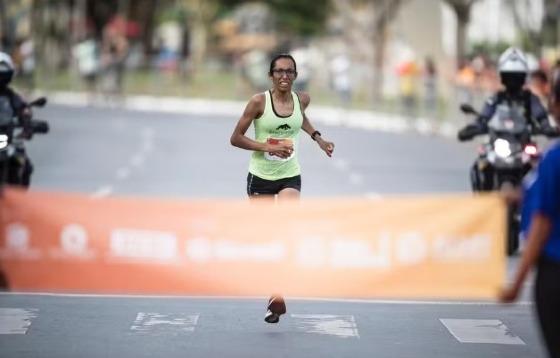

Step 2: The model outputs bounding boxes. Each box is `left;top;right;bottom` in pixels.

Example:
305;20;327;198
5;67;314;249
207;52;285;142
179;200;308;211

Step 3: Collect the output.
520;141;560;262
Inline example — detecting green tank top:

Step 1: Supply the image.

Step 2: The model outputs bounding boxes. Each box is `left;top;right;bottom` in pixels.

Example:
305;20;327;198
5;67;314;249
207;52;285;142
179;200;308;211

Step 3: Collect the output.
248;90;303;180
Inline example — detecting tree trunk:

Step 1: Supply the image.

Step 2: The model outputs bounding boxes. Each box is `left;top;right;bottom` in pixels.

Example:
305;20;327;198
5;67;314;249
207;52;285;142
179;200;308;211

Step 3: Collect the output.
371;0;403;103
454;5;470;69
456;14;467;67
372;24;386;103
0;0;6;49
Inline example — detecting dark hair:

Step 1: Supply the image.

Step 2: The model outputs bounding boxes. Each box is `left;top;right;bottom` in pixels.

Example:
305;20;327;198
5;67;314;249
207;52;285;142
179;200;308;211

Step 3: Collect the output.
530;69;548;83
269;54;297;76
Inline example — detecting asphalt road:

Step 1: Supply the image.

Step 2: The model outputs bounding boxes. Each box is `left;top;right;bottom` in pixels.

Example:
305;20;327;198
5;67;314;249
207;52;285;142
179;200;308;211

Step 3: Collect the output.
0;103;547;358
27;104;475;198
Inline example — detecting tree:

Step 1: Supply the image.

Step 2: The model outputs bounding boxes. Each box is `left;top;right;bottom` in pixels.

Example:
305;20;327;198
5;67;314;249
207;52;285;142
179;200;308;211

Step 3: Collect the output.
0;0;6;49
443;0;481;67
541;0;560;49
268;0;331;39
217;0;331;39
507;0;559;56
179;0;220;71
333;0;407;102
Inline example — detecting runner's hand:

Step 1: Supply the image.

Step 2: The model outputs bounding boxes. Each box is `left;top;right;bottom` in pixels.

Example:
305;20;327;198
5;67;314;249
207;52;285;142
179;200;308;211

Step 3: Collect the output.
498;285;520;303
267;142;293;158
318;139;334;157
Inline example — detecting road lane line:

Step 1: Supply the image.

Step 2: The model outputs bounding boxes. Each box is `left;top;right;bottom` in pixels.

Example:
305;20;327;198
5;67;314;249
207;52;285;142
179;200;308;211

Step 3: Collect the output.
91;185;113;198
116;167;131;181
0;308;38;334
130;154;145;168
291;314;359;338
130;312;199;335
364;192;382;199
333;159;348;171
440;319;525;345
349;172;363;185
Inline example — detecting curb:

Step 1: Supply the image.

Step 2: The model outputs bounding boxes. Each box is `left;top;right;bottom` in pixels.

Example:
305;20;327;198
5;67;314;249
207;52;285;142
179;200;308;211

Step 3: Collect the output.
45;91;460;139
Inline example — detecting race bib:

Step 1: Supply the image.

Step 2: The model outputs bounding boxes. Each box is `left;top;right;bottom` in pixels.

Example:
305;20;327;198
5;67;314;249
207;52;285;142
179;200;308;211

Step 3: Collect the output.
264;138;294;161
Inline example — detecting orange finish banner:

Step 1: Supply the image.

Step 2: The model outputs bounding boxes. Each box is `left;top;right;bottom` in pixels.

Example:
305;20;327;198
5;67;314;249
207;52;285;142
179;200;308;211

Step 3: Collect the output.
0;188;506;299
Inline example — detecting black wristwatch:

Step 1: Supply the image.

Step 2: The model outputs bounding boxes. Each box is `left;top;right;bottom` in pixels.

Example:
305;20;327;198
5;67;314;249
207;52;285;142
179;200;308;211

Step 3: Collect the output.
311;130;321;141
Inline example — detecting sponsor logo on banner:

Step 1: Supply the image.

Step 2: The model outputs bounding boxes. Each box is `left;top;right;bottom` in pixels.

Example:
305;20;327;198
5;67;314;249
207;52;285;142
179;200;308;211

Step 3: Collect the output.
185;238;286;262
109;229;178;263
50;224;96;260
0;223;41;260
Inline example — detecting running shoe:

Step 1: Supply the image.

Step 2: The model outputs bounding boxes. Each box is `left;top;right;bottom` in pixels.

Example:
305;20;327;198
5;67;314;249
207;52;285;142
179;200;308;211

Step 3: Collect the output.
264;294;286;324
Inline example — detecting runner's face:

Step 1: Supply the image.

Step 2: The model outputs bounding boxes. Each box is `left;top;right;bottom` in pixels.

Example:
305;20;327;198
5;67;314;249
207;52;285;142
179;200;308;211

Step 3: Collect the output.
270;58;296;92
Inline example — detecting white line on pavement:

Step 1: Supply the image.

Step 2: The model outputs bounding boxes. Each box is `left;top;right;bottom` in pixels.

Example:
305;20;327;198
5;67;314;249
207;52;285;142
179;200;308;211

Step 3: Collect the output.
440;319;525;345
349;172;364;185
130;312;199;334
333;159;349;171
291;314;359;338
0;308;38;334
116;167;131;181
130;154;145;168
91;185;113;198
364;192;383;199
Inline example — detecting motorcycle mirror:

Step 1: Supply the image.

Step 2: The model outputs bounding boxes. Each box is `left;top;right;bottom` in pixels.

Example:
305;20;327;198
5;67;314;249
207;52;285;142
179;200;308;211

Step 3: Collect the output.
460;103;478;115
29;97;47;107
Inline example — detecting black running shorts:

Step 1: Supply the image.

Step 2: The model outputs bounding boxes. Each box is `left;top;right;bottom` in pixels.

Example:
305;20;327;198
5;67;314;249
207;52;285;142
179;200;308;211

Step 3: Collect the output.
246;173;301;196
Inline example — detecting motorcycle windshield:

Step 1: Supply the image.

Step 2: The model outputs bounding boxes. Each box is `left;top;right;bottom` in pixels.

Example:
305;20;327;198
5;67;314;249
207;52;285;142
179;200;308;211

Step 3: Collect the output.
487;103;527;134
0;97;14;127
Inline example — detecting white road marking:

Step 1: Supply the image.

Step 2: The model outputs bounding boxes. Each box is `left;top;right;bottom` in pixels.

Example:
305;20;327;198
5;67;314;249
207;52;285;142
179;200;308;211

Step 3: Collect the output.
440;319;525;345
91;185;113;198
116;167;131;180
130;154;145;167
130;312;199;334
364;192;382;199
141;127;155;139
91;126;154;195
0;308;38;334
333;159;349;171
291;314;359;338
142;140;154;153
349;172;363;185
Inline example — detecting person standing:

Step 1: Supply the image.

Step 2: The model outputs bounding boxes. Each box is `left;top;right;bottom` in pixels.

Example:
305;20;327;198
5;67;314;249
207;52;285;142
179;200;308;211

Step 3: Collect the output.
500;139;560;358
101;22;129;104
230;53;334;322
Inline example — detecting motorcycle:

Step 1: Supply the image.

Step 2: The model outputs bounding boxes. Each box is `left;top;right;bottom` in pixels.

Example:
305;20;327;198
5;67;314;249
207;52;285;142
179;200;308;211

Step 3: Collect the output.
458;102;558;255
0;97;49;188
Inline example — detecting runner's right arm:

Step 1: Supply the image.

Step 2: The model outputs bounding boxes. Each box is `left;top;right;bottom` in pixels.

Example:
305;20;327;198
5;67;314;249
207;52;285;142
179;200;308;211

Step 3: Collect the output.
230;94;293;158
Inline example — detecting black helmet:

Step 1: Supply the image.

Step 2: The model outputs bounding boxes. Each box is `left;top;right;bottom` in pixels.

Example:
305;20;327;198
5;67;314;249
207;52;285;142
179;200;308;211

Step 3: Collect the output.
0;52;15;89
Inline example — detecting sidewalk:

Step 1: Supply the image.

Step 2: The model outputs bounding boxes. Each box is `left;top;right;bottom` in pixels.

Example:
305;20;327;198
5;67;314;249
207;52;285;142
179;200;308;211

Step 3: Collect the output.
46;91;460;139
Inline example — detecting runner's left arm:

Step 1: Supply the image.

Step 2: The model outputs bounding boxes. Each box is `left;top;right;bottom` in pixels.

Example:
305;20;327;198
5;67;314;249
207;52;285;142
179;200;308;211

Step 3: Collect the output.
298;92;335;157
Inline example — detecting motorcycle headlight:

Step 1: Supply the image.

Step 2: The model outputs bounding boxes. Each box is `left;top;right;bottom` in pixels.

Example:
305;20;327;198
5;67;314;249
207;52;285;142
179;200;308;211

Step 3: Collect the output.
494;138;511;158
0;134;8;150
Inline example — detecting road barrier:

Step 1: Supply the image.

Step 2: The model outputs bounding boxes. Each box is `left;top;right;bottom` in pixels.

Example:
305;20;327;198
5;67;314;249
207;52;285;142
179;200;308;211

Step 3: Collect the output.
0;188;506;299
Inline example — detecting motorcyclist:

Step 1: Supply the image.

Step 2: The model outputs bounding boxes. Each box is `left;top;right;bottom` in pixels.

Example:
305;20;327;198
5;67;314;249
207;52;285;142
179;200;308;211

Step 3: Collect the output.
458;47;558;191
0;51;34;186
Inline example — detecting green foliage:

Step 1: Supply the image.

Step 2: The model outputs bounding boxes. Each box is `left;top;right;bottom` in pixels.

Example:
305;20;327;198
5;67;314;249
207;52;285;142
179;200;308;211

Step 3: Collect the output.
216;0;332;37
268;0;332;36
469;41;511;60
157;3;188;24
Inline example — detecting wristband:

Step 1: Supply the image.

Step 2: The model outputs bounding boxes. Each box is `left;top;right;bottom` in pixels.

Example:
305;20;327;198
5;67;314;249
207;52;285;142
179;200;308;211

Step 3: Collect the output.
311;130;321;141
